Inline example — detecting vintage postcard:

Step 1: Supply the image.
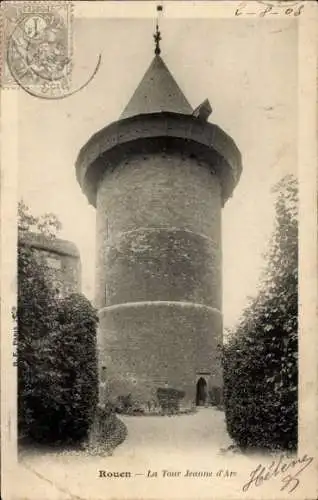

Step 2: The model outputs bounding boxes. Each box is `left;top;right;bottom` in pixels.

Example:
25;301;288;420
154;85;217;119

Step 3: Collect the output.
1;1;317;499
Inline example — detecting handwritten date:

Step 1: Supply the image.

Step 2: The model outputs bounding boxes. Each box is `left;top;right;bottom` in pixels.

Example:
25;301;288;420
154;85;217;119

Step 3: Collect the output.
235;1;304;17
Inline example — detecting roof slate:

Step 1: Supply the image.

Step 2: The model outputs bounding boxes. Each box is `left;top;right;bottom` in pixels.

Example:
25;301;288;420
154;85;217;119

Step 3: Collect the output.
121;55;192;119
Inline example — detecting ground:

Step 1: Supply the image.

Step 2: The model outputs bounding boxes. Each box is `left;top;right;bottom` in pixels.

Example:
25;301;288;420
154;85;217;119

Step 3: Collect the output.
6;408;311;500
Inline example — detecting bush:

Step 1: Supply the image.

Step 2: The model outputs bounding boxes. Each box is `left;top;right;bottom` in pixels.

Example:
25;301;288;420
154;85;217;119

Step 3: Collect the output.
223;331;297;450
20;293;99;443
157;387;185;414
223;175;298;451
115;394;145;415
18;243;99;443
17;244;58;438
87;404;127;454
17;203;99;444
209;387;223;407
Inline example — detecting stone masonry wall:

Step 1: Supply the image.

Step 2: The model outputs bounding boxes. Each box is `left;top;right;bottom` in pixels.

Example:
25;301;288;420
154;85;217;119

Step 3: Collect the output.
95;151;222;408
20;232;81;298
99;302;222;410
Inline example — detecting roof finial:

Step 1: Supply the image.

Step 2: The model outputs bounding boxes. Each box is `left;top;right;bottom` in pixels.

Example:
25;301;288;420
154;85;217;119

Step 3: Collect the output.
154;22;161;55
154;5;163;56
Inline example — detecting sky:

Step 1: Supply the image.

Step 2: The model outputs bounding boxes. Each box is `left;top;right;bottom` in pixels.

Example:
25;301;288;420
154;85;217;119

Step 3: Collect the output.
18;14;297;329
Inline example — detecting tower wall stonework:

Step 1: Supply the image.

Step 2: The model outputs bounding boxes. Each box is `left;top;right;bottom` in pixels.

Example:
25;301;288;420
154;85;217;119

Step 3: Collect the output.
95;151;223;407
76;79;242;410
99;303;222;409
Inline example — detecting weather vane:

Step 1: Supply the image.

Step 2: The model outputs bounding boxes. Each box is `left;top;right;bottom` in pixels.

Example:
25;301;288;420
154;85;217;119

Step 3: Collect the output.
154;5;163;55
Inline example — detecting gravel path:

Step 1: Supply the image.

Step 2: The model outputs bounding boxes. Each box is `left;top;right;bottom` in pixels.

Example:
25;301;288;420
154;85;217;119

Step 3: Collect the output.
116;407;233;459
10;408;288;500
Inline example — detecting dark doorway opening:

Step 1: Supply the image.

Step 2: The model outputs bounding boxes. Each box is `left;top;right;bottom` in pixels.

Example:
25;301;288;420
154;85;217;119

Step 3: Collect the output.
196;377;207;406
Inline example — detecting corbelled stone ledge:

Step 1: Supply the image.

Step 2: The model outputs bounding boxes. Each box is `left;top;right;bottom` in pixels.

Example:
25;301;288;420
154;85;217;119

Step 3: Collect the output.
98;301;222;315
75;112;242;206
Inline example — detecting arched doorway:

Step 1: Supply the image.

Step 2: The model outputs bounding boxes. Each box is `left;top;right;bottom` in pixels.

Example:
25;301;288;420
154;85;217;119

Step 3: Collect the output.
196;377;207;406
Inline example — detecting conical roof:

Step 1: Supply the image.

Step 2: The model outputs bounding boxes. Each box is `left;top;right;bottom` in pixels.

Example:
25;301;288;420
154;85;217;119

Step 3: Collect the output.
120;55;192;119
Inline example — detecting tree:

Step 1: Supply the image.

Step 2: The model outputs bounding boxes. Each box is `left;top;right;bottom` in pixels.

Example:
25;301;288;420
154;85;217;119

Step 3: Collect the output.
18;200;62;238
23;293;99;443
17;202;98;443
17;241;59;435
223;174;298;451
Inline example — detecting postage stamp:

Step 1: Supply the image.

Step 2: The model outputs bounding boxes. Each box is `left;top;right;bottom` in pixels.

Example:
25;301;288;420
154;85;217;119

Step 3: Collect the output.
1;1;73;97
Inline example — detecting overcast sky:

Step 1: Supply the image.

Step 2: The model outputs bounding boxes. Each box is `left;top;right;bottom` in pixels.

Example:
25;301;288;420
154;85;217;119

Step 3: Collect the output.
18;15;297;329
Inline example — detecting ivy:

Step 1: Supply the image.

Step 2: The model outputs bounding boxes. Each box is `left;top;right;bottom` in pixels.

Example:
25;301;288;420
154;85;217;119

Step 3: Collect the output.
223;175;298;451
18;203;98;444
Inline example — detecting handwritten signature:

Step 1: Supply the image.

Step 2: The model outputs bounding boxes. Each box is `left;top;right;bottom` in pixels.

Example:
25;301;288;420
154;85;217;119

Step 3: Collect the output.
242;453;314;494
235;1;305;17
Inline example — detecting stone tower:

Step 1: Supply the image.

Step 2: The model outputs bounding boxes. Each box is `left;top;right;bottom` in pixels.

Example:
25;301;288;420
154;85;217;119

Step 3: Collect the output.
76;39;242;410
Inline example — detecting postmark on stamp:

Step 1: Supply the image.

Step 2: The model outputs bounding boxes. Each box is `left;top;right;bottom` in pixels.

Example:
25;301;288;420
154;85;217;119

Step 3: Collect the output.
1;1;73;98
